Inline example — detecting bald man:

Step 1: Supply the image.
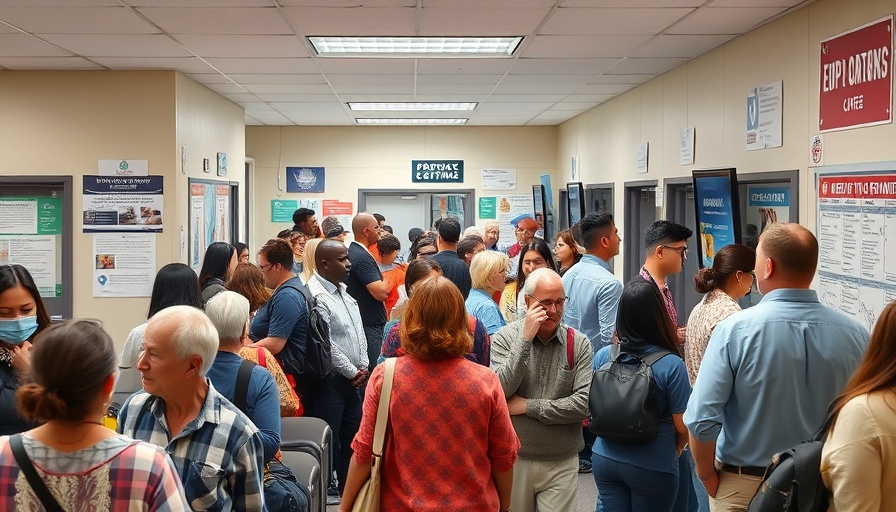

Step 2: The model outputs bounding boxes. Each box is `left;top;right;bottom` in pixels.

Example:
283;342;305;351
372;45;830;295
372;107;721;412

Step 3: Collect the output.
345;213;389;372
685;223;868;510
307;240;369;494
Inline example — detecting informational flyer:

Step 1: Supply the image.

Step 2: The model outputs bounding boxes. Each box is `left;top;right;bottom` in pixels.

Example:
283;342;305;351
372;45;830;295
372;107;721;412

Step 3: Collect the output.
271;199;298;223
746;185;790;235
322;200;353;230
496;194;532;251
693;170;739;268
83;175;163;233
0;196;62;297
481;168;516;190
817;172;896;330
746;80;783;151
93;233;156;297
190;184;205;269
0;236;57;297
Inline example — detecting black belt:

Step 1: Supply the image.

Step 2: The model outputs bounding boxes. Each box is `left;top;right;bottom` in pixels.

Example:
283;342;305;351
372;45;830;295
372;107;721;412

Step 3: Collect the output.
716;463;766;477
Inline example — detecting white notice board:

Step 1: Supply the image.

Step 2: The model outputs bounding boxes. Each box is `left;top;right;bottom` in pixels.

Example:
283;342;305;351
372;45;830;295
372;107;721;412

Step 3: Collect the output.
816;164;896;331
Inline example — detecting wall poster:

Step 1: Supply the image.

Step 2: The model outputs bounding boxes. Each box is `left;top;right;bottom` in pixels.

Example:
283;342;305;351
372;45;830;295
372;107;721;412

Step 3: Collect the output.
189;179;232;270
692;169;742;269
817;169;896;330
82;176;164;233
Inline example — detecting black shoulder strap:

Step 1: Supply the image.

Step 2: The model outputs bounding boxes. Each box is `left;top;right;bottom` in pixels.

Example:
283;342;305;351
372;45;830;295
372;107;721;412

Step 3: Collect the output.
641;349;672;366
10;434;65;512
234;359;256;413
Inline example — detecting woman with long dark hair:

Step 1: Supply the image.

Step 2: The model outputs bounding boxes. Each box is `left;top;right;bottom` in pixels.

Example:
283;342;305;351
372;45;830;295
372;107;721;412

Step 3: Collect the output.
198;241;237;303
554;229;583;276
591;279;691;512
0;265;51;435
821;301;896;511
502;239;557;322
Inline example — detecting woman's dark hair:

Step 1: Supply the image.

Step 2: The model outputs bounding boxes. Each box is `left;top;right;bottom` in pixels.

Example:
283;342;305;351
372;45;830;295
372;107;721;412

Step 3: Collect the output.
0;264;51;336
456;235;484;261
515;239;558;297
198;242;236;287
17;320;117;422
234;242;249;257
376;233;401;256
259;238;294;269
148;263;203;319
694;244;756;293
409;234;437;260
616;279;681;357
404;258;442;296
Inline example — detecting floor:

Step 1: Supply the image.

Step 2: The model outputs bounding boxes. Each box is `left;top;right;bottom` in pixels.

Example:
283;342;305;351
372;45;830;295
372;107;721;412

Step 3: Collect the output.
326;472;599;511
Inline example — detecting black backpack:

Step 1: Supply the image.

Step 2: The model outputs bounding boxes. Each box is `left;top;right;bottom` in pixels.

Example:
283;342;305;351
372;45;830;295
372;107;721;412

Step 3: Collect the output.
747;414;833;512
272;283;333;381
588;345;671;444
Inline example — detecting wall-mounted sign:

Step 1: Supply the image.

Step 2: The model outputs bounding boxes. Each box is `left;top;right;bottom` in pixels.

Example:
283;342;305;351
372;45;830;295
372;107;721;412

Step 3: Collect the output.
746;81;783;150
217;152;227;176
412;160;464;183
82;176;164;233
271;199;299;223
99;159;148;177
286;167;325;193
819;16;893;132
692;168;742;269
481;168;516;190
479;197;497;219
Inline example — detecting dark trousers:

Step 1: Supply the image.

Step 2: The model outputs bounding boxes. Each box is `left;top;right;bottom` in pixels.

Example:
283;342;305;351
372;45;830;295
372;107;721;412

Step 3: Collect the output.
363;323;385;371
317;374;362;492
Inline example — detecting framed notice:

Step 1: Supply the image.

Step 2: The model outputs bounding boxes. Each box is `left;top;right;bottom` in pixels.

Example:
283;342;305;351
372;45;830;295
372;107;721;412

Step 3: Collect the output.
692;169;742;269
566;182;585;228
819;16;893;132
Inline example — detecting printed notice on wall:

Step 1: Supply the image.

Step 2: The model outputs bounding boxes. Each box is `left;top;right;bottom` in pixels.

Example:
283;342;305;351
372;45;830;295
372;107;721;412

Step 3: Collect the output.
481;168;517;190
83;176;163;233
817;172;896;330
0;197;62;297
93;233;156;297
746;81;783;151
496;195;532;251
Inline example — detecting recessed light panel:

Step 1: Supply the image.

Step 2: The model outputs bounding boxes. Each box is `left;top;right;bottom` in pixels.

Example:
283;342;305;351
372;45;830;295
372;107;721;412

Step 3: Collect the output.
356;118;468;125
309;37;522;58
348;102;478;111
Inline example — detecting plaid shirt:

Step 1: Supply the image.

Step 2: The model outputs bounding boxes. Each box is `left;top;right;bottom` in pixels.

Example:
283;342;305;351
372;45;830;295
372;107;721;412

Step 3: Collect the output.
118;381;265;512
639;266;680;328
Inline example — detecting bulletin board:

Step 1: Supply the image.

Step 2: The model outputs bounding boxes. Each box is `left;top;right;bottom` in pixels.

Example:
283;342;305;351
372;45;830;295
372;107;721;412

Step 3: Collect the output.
815;163;896;330
189;178;238;270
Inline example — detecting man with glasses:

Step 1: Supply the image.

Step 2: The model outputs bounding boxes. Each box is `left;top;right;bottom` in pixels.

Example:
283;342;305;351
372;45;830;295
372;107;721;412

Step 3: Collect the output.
491;268;592;512
639;220;694;335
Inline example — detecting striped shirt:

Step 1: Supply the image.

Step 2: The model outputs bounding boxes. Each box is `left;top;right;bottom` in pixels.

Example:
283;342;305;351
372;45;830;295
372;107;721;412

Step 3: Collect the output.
307;272;369;379
117;382;265;512
0;434;188;511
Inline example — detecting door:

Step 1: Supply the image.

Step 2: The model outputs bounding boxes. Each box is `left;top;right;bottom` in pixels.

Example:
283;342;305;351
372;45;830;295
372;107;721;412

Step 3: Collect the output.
665;180;701;321
363;194;427;251
624;182;658;283
585;184;613;216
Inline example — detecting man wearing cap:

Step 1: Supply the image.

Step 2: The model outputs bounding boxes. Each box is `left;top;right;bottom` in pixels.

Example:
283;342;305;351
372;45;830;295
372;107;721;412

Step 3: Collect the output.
292;207;319;238
508;217;538;259
322;216;348;243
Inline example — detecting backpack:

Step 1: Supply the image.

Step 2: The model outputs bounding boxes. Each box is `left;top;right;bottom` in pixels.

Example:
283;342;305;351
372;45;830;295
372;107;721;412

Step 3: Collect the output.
747;414;833;512
272;283;332;381
588;344;671;444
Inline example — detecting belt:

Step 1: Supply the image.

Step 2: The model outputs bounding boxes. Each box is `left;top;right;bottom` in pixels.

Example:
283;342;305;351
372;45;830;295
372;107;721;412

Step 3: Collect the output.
715;463;766;477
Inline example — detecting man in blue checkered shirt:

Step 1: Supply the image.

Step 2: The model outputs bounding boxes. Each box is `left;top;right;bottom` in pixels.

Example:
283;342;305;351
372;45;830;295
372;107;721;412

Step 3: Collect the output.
118;305;265;511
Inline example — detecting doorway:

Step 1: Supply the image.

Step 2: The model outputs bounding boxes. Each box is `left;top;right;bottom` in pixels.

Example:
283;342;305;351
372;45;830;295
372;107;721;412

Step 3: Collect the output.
585;183;614;217
624;181;658;283
359;189;475;250
665;179;701;321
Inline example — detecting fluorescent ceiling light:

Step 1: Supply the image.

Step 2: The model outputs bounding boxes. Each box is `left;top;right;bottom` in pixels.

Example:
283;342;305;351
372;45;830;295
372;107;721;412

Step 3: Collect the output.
309;37;522;57
348;102;478;111
356;118;468;125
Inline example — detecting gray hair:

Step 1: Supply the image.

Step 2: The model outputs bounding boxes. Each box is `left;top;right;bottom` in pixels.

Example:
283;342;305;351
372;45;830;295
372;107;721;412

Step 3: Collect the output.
204;291;249;344
522;267;559;296
150;305;219;376
463;226;482;238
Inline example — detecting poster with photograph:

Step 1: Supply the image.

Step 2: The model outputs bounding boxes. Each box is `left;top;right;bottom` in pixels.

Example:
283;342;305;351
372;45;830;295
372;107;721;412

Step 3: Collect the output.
83;176;163;233
93;233;156;297
693;169;741;268
745;186;790;238
189;180;232;270
495;194;532;251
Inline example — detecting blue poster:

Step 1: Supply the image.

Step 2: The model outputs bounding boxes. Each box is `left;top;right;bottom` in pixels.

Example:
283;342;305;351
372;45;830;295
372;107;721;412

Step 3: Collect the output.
286;167;325;193
694;174;737;268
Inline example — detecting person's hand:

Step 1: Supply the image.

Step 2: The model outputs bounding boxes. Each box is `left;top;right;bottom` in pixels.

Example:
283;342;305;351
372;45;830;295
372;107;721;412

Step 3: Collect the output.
701;472;720;498
521;300;547;341
506;394;527;415
11;341;32;374
351;369;369;388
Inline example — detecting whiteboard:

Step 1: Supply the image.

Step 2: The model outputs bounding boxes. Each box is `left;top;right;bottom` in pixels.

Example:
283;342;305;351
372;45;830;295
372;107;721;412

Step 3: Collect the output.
815;164;896;331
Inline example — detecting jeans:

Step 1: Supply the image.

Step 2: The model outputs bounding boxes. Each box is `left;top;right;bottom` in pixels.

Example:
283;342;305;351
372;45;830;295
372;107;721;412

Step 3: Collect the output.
592;453;678;512
688;449;710;511
363;323;385;371
317;374;362;492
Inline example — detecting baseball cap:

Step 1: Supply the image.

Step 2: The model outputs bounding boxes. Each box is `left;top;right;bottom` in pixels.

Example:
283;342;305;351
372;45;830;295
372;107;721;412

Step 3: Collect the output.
321;216;346;238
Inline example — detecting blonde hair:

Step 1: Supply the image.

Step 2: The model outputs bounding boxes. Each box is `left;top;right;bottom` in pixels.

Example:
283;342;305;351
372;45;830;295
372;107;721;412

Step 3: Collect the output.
302;238;323;282
470;250;508;290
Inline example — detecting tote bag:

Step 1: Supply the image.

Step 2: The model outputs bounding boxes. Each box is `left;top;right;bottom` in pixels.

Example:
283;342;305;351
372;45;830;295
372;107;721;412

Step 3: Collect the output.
352;357;396;512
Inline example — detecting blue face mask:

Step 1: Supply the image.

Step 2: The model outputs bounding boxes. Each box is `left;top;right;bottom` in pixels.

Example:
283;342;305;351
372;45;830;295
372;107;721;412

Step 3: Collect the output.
0;316;38;345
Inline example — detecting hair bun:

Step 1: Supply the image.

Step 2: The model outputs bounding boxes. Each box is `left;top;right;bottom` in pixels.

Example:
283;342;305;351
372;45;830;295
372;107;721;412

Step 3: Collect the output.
693;267;717;294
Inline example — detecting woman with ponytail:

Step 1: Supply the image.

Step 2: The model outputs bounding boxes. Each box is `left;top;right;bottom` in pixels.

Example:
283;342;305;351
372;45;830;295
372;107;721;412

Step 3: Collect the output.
0;320;187;510
684;244;756;385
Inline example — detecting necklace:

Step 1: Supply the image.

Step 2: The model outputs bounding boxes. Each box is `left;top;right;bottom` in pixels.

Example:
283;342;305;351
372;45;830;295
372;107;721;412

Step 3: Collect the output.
45;421;106;445
0;345;10;367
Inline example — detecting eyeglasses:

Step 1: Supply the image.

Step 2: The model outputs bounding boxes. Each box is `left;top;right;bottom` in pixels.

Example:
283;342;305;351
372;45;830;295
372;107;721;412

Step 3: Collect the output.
526;294;568;311
259;263;274;272
661;245;688;258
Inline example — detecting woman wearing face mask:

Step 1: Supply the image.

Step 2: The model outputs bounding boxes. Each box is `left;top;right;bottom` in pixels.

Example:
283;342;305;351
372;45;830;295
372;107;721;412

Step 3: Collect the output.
0;265;51;435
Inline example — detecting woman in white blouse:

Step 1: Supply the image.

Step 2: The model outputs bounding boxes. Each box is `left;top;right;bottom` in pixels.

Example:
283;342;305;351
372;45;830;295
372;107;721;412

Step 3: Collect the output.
684;244;756;385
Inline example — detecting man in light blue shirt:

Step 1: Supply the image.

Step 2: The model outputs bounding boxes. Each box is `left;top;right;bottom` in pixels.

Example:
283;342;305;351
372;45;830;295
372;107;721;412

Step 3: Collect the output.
685;223;868;511
561;212;623;352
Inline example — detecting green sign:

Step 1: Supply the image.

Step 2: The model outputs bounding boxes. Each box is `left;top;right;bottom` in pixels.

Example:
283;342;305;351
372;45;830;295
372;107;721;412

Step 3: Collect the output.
411;160;464;183
479;196;497;219
271;199;298;223
38;197;62;235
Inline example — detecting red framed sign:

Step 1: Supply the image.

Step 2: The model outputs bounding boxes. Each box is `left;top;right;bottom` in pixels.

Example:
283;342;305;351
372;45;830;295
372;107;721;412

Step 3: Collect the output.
819;16;893;132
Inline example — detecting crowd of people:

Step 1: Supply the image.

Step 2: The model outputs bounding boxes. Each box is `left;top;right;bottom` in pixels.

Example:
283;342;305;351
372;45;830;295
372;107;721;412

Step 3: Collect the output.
0;205;891;512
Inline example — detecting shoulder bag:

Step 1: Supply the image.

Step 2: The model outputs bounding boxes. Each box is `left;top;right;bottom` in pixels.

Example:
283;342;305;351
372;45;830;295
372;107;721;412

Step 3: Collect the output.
352;357;397;512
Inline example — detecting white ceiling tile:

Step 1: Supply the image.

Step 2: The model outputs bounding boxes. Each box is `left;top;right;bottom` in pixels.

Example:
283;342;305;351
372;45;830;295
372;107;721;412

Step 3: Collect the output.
326;74;413;86
564;94;616;102
315;59;414;75
415;74;503;85
539;7;694;35
492;82;581;95
0;34;70;57
331;82;415;94
205;57;318;74
523;34;653;58
0;6;157;34
419;8;550;36
560;0;703;6
424;0;556;6
415;59;514;75
401;95;486;103
186;72;232;84
475;102;555;115
508;58;620;75
278;0;415;6
0;56;103;68
90;56;215;73
550;102;598;112
253;93;341;102
245;116;264;125
228;74;327;84
415;83;497;95
222;93;262;103
499;74;593;86
487;94;567;103
281;7;416;37
605;57;686;75
667;6;789;35
574;83;636;94
174;35;309;58
247;112;293;124
631;34;736;58
468;116;538;125
0;0;120;5
136;7;293;35
39;34;192;58
589;73;655;84
270;102;347;115
244;83;334;94
128;0;274;6
338;94;420;102
203;82;249;95
708;0;804;7
288;116;354;125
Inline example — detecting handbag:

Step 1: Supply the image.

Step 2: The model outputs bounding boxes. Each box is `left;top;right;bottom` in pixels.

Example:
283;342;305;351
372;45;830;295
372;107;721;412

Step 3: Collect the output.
10;434;65;512
351;357;397;512
258;347;303;417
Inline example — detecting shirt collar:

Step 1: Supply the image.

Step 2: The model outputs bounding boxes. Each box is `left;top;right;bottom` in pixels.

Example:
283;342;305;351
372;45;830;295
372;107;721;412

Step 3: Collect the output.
534;323;566;345
582;254;611;271
312;271;343;294
152;378;222;434
351;240;374;257
757;288;819;304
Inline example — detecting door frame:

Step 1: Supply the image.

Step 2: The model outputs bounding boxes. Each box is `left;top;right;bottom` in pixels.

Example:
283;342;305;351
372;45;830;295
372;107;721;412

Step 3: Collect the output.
358;188;476;229
623;180;657;283
664;177;699;321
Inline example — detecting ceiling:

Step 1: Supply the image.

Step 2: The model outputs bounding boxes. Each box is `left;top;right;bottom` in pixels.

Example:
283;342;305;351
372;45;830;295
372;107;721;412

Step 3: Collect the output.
0;0;810;126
